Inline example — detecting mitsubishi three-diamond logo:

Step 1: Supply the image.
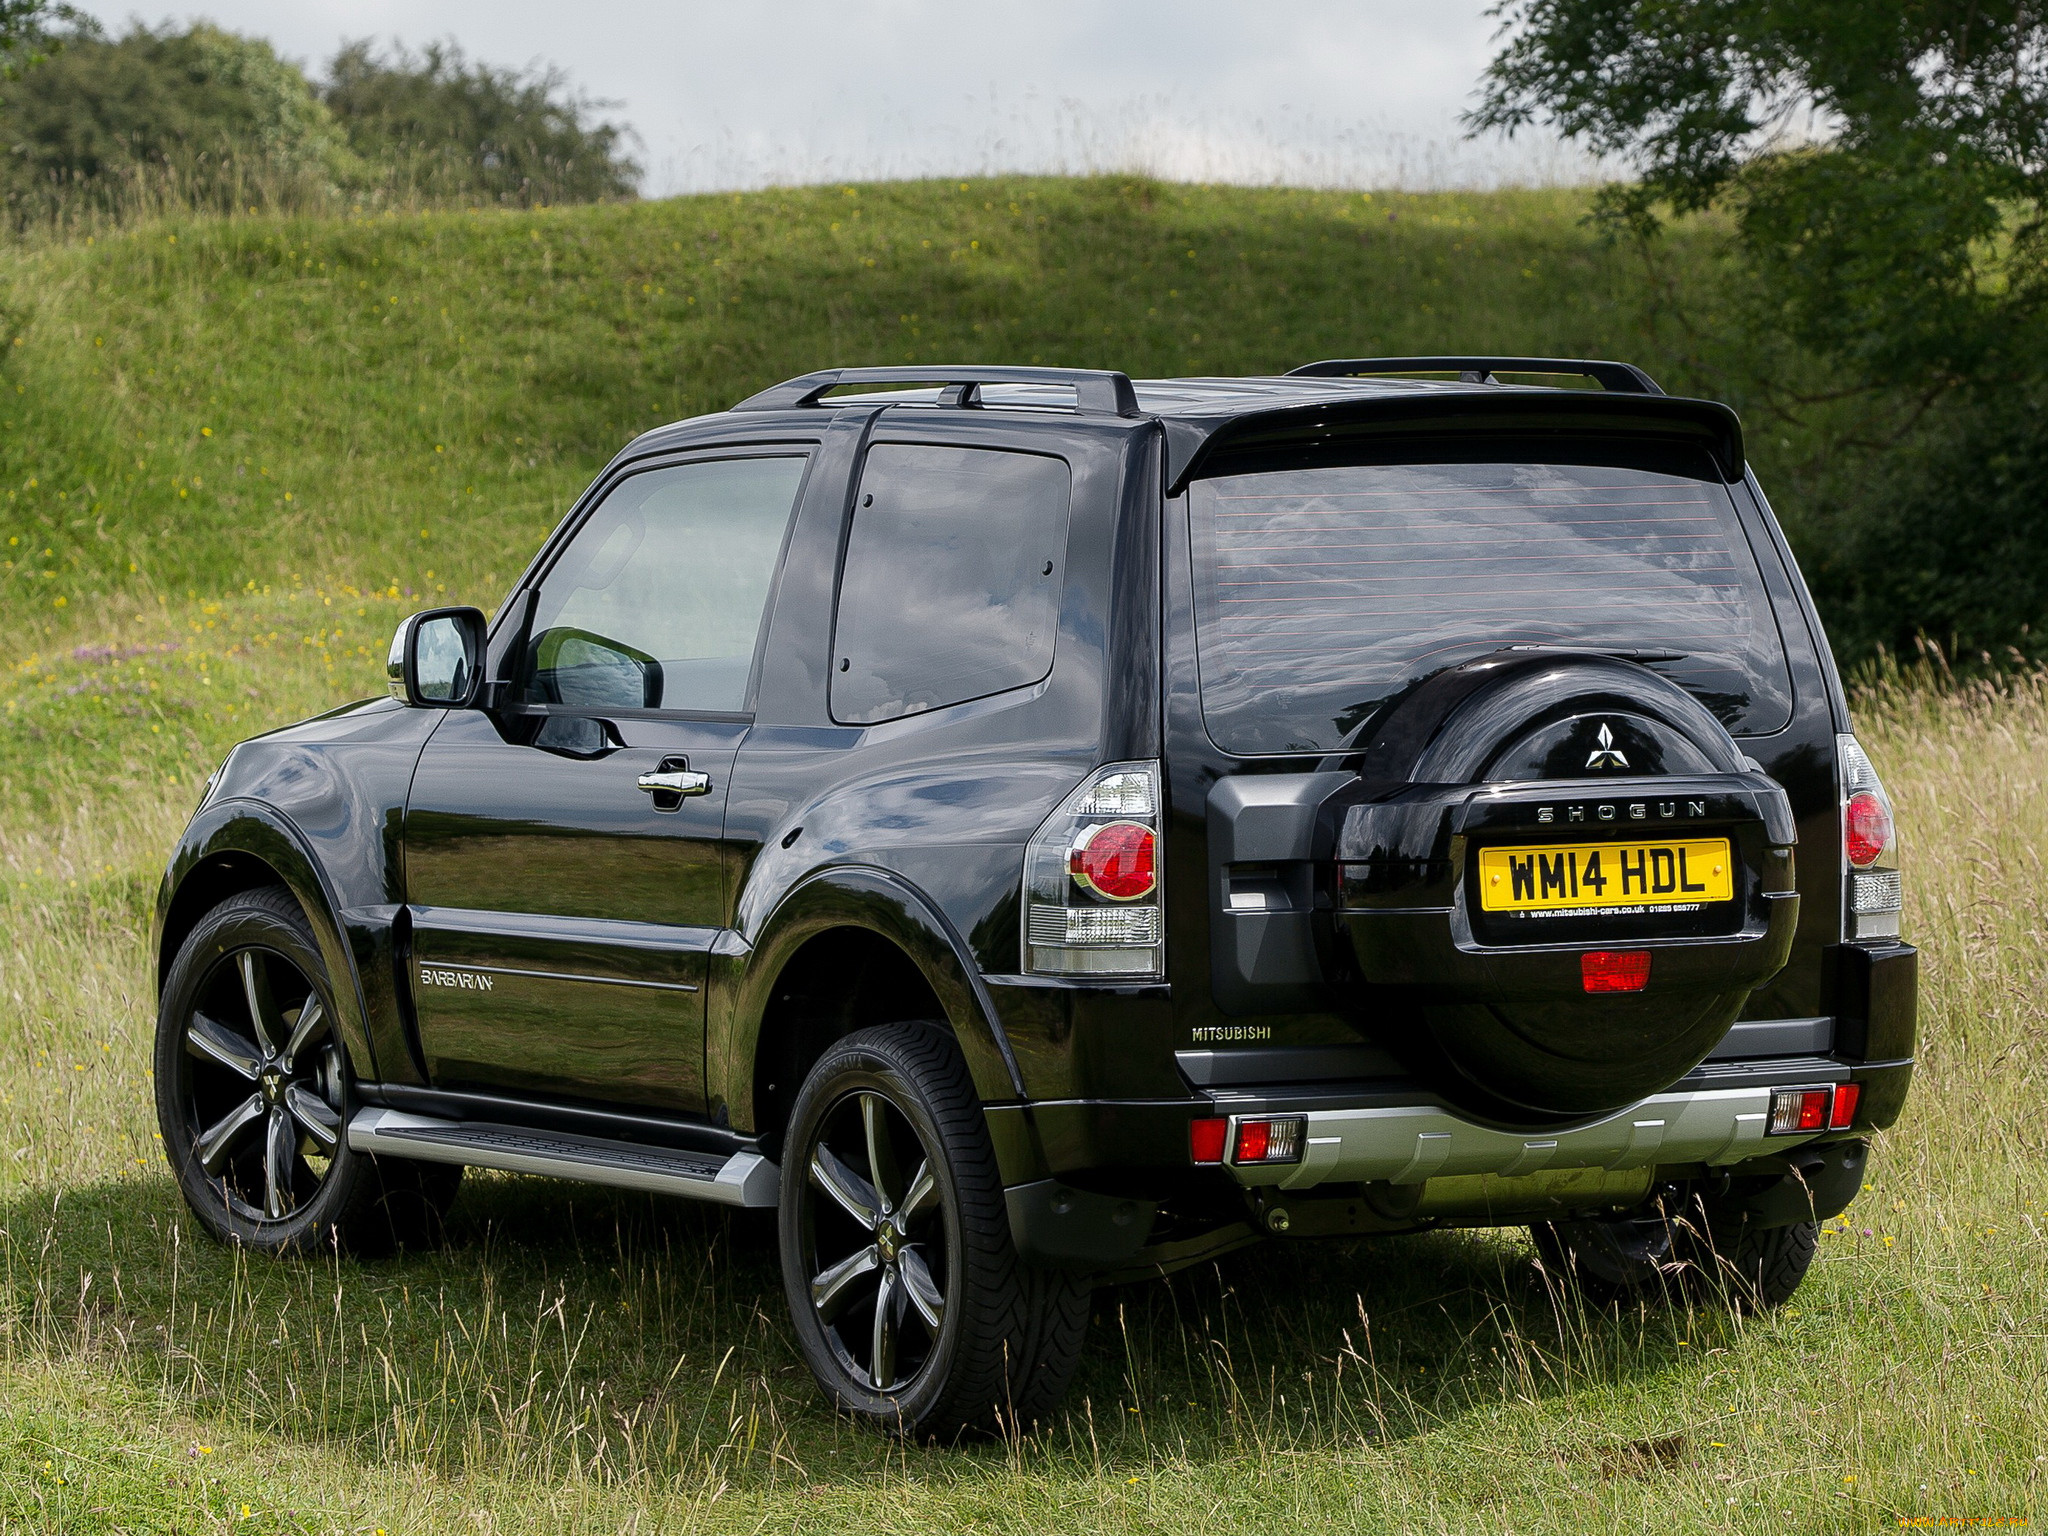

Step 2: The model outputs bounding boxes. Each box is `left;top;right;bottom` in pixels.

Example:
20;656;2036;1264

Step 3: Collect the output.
1584;722;1630;770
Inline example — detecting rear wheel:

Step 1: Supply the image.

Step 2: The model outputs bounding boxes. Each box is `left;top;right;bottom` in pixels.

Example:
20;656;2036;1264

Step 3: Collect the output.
155;887;461;1256
1532;1191;1818;1312
1689;1211;1819;1310
778;1023;1089;1438
1530;1207;1686;1305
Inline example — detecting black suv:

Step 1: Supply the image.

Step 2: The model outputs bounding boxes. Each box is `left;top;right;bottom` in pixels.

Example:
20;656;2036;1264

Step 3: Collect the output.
153;358;1916;1437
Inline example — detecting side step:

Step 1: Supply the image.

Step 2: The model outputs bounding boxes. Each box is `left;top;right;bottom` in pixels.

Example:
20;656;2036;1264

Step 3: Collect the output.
347;1107;781;1208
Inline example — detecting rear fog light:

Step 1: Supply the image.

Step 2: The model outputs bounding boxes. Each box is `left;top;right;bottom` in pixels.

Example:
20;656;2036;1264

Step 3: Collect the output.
1189;1117;1228;1165
1230;1117;1304;1165
1581;950;1651;994
1769;1087;1832;1134
1828;1082;1861;1129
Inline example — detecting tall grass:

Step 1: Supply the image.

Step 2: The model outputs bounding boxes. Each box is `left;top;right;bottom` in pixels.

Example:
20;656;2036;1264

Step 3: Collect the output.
3;532;2045;1536
0;189;2041;1532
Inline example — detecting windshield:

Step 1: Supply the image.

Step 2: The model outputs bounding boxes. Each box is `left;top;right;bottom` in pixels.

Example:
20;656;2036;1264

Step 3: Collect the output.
1188;456;1793;756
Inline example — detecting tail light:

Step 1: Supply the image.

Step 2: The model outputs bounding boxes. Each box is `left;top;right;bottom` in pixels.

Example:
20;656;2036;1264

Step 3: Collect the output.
1231;1116;1305;1165
1838;735;1902;940
1769;1086;1831;1134
1023;761;1164;976
1768;1083;1860;1134
1068;820;1156;901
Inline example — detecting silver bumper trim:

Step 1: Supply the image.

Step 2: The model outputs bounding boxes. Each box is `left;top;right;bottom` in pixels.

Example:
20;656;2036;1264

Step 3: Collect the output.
1228;1085;1810;1192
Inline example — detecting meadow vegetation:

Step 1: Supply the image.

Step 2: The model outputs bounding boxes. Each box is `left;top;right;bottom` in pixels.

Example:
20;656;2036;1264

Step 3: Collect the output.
1;182;2040;1532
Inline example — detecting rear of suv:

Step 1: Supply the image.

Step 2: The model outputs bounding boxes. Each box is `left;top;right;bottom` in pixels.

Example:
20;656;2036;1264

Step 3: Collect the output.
153;357;1915;1439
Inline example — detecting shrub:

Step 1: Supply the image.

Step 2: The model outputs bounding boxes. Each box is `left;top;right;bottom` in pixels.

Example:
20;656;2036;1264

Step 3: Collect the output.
321;39;638;207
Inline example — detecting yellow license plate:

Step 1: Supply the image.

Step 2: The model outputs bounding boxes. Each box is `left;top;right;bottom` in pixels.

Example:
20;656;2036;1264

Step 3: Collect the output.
1476;838;1734;914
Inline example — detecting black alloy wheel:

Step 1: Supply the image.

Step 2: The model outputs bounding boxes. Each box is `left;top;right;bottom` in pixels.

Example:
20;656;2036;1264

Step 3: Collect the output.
177;937;344;1223
156;887;461;1254
802;1084;950;1394
779;1023;1091;1439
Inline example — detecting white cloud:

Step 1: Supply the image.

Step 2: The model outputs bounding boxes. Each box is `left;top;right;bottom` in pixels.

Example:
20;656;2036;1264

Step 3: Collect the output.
68;1;1602;194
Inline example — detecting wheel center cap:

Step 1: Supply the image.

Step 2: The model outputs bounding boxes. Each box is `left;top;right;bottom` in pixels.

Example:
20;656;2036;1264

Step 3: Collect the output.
875;1222;899;1262
260;1069;284;1104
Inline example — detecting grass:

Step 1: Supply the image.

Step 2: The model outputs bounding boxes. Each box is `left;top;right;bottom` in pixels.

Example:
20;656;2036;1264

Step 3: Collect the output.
0;180;2040;1531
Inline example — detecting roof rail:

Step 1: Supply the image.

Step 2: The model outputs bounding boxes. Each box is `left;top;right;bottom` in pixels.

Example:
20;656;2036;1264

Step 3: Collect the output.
1288;356;1664;396
731;365;1143;417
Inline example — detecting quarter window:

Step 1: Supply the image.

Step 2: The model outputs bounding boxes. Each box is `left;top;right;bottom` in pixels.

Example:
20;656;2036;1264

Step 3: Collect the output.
831;444;1072;724
520;455;808;714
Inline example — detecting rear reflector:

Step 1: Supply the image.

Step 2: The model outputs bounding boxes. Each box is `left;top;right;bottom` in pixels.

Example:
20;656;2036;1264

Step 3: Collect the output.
1230;1117;1305;1165
1828;1082;1861;1129
1581;950;1652;994
1769;1087;1833;1134
1189;1116;1228;1165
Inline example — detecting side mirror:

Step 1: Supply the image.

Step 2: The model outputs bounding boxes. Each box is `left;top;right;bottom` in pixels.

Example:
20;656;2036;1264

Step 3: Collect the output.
386;607;487;707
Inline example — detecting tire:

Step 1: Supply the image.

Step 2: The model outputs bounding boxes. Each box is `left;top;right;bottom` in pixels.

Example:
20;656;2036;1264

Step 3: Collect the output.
1530;1206;1687;1305
778;1022;1090;1439
1532;1193;1818;1313
155;887;461;1256
1689;1211;1819;1311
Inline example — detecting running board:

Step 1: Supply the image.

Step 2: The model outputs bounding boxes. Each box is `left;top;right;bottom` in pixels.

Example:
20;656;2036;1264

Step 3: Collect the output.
346;1107;780;1208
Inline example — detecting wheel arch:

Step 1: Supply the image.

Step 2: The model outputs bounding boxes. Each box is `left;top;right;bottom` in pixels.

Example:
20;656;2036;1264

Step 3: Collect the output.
155;800;384;1081
713;864;1026;1156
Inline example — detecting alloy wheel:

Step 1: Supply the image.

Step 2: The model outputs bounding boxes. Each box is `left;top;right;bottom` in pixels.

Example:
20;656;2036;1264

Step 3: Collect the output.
799;1087;949;1394
176;943;345;1224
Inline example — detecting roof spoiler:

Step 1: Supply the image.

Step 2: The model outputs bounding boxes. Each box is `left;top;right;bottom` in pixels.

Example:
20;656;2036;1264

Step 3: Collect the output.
731;365;1143;417
1289;356;1664;396
1163;390;1745;490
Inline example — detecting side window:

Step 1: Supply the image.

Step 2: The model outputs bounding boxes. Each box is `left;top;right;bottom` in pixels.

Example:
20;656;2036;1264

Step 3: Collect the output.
521;455;807;714
831;444;1072;724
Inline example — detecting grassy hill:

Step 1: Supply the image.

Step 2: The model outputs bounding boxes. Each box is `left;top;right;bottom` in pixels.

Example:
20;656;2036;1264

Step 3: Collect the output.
0;185;1728;835
0;178;1726;635
0;179;1733;824
11;184;2043;1535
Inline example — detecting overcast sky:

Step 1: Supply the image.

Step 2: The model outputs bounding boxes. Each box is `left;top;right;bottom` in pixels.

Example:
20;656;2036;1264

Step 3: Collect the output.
69;1;1599;196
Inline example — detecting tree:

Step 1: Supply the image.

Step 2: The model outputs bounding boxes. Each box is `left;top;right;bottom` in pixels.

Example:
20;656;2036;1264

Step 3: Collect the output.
0;23;353;216
1471;1;2048;661
321;40;638;207
0;0;78;84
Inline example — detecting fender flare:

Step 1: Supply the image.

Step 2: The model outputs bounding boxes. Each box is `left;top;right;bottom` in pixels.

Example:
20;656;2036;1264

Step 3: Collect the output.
154;798;385;1081
710;863;1027;1131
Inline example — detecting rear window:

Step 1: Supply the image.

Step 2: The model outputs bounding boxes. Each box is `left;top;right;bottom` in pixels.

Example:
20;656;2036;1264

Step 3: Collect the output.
1189;457;1793;756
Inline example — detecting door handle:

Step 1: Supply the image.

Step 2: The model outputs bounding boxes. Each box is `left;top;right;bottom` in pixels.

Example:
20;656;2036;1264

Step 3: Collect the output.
637;769;712;798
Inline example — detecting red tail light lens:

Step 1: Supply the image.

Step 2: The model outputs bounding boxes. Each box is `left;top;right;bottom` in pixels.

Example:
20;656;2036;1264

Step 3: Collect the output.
1230;1117;1304;1165
1069;819;1157;902
1189;1116;1228;1165
1828;1082;1861;1129
1581;950;1651;994
1845;791;1892;868
1769;1086;1832;1133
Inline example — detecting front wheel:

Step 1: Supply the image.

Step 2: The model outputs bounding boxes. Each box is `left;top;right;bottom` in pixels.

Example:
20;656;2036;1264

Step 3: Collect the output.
778;1023;1089;1438
154;886;461;1255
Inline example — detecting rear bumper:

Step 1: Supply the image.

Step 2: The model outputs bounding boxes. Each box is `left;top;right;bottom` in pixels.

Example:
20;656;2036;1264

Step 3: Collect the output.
1226;1083;1797;1192
1004;1055;1910;1179
997;1055;1910;1271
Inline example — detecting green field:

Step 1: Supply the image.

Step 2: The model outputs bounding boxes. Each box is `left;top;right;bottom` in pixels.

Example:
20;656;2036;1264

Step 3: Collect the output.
2;180;2040;1533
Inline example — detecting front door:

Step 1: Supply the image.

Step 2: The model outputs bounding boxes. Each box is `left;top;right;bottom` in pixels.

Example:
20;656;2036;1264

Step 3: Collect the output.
401;450;811;1113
